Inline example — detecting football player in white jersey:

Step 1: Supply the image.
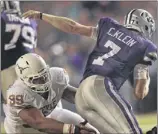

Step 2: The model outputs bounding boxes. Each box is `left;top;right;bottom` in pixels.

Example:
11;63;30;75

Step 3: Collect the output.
1;1;63;109
4;53;98;134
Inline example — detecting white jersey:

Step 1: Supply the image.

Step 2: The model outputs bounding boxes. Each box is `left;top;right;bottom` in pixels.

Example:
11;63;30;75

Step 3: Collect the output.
4;67;69;133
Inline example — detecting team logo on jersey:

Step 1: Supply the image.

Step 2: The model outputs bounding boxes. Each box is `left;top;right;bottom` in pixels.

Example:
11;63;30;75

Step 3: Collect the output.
40;97;57;116
17;65;29;74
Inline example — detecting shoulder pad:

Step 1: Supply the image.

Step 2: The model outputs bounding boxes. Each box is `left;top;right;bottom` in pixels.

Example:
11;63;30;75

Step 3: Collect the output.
7;83;34;108
50;67;69;87
99;17;119;25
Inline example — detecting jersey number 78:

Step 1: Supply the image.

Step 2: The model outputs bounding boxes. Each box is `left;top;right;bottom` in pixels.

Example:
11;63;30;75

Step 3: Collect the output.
5;24;36;51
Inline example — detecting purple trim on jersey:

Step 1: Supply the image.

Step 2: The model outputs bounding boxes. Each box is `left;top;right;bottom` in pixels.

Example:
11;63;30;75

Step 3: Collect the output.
113;81;142;133
104;77;142;134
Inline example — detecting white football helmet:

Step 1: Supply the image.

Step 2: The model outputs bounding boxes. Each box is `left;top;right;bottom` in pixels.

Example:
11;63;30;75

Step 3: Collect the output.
124;9;155;38
15;53;51;93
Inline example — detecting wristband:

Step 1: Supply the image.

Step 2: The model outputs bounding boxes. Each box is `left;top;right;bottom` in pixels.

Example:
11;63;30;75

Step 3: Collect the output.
40;12;43;20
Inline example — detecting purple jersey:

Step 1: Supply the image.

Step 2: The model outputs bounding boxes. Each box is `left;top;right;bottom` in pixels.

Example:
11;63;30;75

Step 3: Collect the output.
83;17;157;90
1;12;38;70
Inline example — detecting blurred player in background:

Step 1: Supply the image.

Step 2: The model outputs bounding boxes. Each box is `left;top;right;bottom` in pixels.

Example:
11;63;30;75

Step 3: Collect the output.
4;53;98;134
1;1;37;102
23;9;157;134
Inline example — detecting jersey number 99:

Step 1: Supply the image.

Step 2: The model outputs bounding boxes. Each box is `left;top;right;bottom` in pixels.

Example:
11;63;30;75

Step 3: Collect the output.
8;95;24;106
92;40;121;65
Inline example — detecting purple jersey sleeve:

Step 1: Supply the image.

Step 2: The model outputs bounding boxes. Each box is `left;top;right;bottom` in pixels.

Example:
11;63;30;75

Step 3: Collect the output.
92;17;119;40
143;41;157;65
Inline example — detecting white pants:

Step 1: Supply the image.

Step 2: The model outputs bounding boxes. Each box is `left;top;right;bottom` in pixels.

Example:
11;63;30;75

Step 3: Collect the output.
75;75;142;134
4;106;99;134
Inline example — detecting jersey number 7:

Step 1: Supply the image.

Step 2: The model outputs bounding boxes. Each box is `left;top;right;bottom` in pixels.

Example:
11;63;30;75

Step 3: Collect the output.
92;40;121;66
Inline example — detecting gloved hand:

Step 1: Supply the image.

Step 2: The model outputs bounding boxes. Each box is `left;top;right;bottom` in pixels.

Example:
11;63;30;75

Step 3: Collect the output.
146;126;157;134
63;123;97;134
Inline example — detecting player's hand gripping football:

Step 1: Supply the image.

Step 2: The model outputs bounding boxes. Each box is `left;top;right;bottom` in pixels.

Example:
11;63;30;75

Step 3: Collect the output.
22;10;41;19
77;119;97;134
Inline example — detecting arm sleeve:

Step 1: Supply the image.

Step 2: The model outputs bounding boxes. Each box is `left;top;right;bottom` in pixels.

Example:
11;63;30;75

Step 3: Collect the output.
133;64;150;90
96;17;119;41
50;67;70;89
90;25;98;40
134;64;149;80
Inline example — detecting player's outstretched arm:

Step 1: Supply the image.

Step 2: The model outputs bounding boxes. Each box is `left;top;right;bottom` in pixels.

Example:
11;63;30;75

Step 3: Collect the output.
19;107;96;134
133;64;150;100
62;85;77;104
19;107;63;133
22;10;96;37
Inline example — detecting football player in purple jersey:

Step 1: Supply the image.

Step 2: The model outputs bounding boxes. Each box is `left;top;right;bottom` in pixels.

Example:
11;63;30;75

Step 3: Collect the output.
23;8;157;134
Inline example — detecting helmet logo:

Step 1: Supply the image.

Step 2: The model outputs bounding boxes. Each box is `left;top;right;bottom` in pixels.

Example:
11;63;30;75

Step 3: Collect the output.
17;65;29;74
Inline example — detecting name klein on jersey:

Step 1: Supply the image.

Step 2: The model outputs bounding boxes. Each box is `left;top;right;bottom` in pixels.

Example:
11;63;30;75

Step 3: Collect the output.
107;27;137;47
